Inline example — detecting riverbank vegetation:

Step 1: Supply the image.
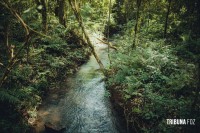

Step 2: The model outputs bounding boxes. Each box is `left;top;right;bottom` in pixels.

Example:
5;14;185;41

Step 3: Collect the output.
0;0;199;132
106;0;200;132
0;0;110;132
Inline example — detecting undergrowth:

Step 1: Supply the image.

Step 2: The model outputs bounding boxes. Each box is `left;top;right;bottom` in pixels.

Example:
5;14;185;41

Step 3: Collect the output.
0;24;90;133
106;21;199;132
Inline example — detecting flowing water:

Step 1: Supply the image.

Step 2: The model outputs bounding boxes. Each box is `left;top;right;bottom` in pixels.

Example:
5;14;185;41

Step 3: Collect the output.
35;32;126;133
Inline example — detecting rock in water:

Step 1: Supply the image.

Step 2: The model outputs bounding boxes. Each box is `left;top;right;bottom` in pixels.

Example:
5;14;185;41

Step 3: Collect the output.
44;122;66;133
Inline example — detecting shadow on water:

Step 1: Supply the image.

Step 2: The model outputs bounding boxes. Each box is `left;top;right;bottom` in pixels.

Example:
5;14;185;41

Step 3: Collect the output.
34;32;127;133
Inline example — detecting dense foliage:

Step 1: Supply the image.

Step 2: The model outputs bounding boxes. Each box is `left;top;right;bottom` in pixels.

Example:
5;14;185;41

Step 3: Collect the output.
105;0;200;132
0;0;104;132
0;0;199;132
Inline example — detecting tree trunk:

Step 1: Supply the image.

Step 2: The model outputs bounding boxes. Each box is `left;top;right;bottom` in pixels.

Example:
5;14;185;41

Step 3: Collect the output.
164;0;172;38
68;0;105;74
132;0;142;49
41;0;47;33
195;0;200;34
125;0;131;22
147;0;150;29
58;0;66;27
107;0;112;66
35;0;47;33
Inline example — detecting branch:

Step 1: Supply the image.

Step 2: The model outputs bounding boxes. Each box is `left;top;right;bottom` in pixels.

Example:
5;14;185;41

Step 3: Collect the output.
0;63;5;68
2;0;29;35
29;28;51;39
96;37;118;50
0;35;31;87
0;0;50;87
0;0;51;39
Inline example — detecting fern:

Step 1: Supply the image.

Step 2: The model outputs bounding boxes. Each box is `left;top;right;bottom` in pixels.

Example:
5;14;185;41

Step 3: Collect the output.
0;90;20;104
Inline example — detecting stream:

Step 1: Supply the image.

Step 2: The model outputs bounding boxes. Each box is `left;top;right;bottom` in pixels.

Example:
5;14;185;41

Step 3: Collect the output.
34;32;126;133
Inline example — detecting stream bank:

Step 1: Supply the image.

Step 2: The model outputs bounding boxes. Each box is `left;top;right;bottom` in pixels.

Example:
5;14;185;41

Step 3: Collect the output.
33;32;127;133
25;30;91;132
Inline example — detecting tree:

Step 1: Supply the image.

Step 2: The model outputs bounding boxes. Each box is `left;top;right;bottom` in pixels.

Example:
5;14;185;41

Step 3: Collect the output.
132;0;142;48
163;0;172;38
35;0;48;33
0;0;50;87
56;0;67;27
68;0;105;74
107;0;112;66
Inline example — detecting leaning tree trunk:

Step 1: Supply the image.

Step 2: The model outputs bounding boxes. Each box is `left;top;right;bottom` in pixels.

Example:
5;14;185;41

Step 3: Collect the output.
68;0;105;74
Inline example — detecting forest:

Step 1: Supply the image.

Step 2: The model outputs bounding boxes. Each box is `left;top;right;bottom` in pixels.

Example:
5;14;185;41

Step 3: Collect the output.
0;0;199;133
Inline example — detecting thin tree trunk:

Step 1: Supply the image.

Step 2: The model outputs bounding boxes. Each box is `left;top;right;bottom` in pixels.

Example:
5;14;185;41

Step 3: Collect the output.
4;23;12;60
0;35;31;87
132;0;142;49
35;0;48;33
41;0;47;33
195;0;200;33
164;0;172;38
107;0;112;66
125;0;131;22
147;0;150;29
68;0;105;74
0;0;49;87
